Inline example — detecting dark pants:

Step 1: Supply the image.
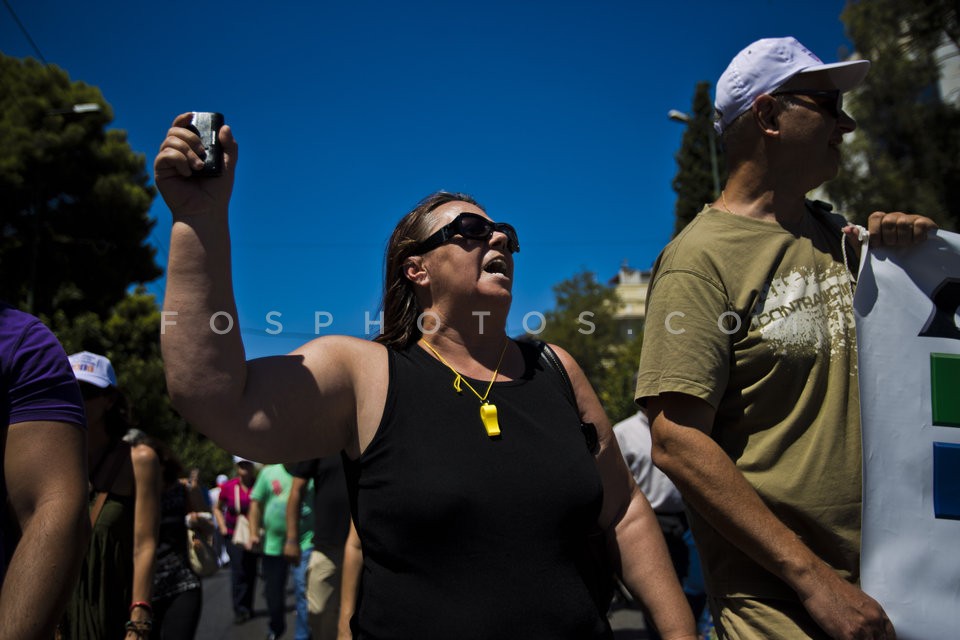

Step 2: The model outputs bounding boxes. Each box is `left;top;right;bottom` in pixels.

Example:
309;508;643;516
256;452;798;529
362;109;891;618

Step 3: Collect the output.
262;554;290;637
153;586;202;640
225;539;258;616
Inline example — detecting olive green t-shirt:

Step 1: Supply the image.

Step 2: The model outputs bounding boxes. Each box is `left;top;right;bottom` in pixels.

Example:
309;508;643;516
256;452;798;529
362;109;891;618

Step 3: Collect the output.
636;204;861;599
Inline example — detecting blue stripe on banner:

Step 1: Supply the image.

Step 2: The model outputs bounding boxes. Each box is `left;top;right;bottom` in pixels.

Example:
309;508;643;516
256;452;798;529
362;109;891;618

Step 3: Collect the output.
933;442;960;520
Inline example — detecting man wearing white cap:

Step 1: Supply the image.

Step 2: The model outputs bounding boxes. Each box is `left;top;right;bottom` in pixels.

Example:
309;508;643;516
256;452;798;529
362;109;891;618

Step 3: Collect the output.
637;37;937;639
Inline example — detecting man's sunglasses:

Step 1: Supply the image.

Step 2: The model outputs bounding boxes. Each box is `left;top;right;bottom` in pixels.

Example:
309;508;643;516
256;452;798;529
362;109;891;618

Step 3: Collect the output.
773;89;843;119
414;212;520;255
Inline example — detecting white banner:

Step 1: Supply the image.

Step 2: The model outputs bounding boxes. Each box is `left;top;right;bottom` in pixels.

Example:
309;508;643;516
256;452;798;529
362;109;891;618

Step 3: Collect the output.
855;230;960;639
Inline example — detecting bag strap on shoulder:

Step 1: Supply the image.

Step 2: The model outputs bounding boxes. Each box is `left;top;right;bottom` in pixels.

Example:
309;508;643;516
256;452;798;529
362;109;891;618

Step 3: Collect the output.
535;340;599;455
538;341;576;408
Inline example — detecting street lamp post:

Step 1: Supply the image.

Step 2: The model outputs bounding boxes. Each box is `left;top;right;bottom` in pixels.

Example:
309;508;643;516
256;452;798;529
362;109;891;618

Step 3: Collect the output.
46;103;101;115
668;109;720;200
25;103;103;314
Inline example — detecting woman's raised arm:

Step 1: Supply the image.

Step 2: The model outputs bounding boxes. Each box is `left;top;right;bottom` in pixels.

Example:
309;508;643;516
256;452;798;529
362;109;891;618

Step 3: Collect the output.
155;114;381;461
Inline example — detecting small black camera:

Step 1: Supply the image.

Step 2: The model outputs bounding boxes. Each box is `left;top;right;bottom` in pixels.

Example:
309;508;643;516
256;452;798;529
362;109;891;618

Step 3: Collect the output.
190;112;224;177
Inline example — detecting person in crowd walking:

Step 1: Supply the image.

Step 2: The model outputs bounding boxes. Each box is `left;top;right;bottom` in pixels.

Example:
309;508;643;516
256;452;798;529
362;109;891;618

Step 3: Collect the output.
209;473;230;567
134;437;211;639
155;116;697;639
248;463;311;640
0;303;89;640
213;456;259;624
63;351;161;640
285;457;351;640
613;409;707;638
636;36;937;639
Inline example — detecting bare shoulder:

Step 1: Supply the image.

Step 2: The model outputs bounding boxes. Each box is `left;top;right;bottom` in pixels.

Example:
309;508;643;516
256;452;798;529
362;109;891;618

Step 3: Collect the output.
295;334;387;358
545;342;586;380
295;336;390;456
545;342;611;430
130;443;160;469
294;335;389;382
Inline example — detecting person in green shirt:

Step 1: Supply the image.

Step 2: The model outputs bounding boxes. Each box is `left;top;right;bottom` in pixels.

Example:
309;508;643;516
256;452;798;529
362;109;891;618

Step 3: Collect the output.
247;464;313;640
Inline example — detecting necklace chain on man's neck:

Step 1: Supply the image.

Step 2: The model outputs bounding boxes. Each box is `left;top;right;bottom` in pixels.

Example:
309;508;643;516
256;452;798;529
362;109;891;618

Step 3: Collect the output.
720;190;736;215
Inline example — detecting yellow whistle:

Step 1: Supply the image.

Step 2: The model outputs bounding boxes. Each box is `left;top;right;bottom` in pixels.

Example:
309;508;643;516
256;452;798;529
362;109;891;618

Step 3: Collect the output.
480;402;500;437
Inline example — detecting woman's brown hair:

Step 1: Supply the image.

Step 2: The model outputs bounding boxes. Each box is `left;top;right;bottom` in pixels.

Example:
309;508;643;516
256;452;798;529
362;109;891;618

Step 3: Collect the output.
374;190;481;349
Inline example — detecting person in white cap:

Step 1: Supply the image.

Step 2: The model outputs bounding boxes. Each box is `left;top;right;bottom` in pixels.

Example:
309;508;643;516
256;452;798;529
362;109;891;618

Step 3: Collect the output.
213;455;259;624
636;37;938;639
61;351;162;640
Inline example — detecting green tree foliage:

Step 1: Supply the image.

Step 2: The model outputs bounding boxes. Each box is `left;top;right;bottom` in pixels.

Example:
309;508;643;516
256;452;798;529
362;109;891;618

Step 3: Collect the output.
826;0;960;229
536;270;643;425
594;335;645;426
0;55;161;318
538;270;620;385
671;81;725;237
52;288;234;484
0;55;230;484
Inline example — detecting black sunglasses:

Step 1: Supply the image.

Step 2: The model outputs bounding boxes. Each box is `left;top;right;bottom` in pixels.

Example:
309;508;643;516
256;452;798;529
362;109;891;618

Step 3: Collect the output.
773;89;843;119
415;212;520;255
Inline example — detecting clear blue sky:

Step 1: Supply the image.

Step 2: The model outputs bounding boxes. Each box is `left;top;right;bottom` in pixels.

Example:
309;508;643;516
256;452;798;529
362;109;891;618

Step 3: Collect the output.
3;0;853;358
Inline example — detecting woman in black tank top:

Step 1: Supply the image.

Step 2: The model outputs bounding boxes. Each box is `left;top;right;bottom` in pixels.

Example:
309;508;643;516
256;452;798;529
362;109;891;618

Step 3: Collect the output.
155;121;697;640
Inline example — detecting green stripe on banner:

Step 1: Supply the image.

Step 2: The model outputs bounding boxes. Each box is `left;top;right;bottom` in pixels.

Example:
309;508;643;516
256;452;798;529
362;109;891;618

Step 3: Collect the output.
933;442;960;520
931;353;960;427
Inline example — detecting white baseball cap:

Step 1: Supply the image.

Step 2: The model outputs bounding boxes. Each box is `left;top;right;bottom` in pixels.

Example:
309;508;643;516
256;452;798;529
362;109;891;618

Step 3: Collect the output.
69;351;117;388
714;36;870;135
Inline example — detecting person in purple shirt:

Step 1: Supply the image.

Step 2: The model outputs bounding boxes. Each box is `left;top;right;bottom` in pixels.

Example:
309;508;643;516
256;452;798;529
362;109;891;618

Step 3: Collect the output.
0;302;90;640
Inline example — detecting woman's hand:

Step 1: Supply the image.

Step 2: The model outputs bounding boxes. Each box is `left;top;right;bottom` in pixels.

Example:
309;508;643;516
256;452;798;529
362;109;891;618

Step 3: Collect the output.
154;113;238;221
866;211;937;247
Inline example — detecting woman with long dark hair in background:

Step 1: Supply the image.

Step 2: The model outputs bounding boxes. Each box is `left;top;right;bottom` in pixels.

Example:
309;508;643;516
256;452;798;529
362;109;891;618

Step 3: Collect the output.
132;434;211;639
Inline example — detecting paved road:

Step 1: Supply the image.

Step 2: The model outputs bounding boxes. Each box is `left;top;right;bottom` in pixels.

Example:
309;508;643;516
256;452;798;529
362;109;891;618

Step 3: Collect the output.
197;564;650;639
196;565;297;640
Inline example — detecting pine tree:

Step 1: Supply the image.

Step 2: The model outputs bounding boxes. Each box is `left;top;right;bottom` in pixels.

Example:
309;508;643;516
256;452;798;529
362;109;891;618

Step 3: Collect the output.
0;55;161;318
671;81;725;237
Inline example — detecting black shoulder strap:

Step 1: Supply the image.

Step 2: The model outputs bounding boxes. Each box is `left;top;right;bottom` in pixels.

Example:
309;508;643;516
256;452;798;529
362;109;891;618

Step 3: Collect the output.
538;341;576;409
536;341;599;455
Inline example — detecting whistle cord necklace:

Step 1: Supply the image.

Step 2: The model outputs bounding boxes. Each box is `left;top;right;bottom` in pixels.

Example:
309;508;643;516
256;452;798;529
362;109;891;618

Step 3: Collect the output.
420;338;509;438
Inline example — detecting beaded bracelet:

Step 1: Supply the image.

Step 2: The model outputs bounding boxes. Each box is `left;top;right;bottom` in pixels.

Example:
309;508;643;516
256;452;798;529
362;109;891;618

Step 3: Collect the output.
129;601;153;614
125;619;153;637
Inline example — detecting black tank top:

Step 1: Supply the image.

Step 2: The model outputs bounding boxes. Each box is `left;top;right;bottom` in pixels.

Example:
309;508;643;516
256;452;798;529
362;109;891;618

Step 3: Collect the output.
343;341;611;639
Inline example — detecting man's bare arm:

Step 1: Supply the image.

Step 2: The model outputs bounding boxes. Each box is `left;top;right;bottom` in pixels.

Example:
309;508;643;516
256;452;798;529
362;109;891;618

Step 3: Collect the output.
648;393;895;640
0;421;89;640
